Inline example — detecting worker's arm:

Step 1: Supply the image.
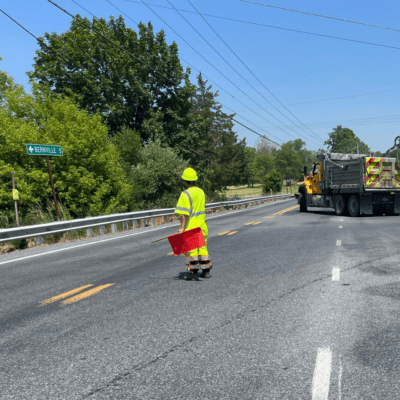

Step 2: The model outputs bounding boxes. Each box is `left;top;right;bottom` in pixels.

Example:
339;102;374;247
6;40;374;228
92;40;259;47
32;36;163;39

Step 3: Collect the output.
177;214;187;234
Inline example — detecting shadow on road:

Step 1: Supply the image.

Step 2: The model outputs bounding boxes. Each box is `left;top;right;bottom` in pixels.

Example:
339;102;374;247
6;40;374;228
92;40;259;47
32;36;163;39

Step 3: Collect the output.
174;272;202;281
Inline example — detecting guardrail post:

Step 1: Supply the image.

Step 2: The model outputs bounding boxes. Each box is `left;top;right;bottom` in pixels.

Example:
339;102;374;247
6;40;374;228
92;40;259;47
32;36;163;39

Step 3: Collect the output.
86;228;93;237
141;218;147;228
151;217;155;226
132;220;138;228
99;226;106;235
123;221;128;230
111;223;117;233
166;215;170;223
36;236;44;245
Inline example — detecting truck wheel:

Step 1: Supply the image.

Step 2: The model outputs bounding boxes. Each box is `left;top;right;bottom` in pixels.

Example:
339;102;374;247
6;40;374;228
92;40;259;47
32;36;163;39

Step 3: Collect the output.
299;193;307;212
334;195;347;216
348;195;360;217
385;204;396;216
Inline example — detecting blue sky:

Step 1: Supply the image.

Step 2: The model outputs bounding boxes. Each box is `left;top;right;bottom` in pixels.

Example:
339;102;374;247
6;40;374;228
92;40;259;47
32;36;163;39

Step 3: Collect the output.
1;0;400;153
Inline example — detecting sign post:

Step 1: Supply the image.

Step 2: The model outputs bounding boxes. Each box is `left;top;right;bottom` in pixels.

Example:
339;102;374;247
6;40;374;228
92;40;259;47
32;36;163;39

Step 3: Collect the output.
11;171;19;226
26;144;63;221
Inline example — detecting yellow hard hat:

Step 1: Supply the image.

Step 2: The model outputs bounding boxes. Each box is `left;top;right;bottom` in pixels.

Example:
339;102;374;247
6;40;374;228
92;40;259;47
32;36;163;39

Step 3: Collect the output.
181;168;198;181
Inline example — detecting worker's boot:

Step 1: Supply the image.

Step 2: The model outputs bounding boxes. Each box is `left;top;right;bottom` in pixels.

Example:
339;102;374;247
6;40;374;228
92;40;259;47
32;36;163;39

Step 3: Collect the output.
199;260;212;278
184;262;199;280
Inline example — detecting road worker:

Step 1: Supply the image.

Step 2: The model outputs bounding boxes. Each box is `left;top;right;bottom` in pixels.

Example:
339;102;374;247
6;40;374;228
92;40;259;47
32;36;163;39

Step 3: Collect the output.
175;168;212;279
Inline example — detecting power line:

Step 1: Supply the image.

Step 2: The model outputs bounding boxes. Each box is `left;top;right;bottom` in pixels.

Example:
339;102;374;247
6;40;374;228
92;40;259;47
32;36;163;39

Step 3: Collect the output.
100;0;286;145
1;4;283;151
187;0;322;142
46;0;289;147
236;88;400;112
166;0;321;145
124;0;400;51
0;8;91;84
139;0;321;147
232;118;281;147
239;1;400;33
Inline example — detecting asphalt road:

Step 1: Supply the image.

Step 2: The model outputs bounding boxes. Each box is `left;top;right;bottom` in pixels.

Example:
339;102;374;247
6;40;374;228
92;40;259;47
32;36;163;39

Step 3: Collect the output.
1;198;400;399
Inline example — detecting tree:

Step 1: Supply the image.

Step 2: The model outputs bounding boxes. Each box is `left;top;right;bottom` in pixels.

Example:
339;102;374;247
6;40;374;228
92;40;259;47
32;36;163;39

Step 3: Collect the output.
255;136;275;154
243;147;257;187
28;16;196;150
188;74;247;192
272;139;316;182
324;125;369;154
0;80;132;220
112;126;142;174
130;140;188;208
253;152;274;183
263;170;282;194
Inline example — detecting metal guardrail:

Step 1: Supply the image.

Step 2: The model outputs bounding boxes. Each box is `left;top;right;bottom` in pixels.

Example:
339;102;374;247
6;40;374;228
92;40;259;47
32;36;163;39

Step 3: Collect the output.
0;194;294;244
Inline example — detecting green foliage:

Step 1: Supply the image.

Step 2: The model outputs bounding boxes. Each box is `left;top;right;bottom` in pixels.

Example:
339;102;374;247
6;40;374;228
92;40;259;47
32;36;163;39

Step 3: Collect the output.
324;125;369;154
0;82;132;222
243;147;257;186
112;126;142;173
130;141;188;208
28;16;195;150
262;169;283;194
253;153;274;183
272;139;317;181
188;74;247;192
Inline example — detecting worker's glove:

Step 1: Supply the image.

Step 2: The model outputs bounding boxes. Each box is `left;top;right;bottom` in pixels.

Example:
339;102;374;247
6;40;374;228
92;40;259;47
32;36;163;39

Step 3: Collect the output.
177;228;184;234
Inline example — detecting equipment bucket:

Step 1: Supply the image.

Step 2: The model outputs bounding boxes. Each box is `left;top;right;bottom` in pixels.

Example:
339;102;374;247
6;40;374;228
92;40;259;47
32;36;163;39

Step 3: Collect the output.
167;227;205;256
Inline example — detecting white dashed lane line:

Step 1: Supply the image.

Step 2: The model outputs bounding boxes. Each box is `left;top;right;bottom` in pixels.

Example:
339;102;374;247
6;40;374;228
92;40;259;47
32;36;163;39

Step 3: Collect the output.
339;226;343;229
332;267;340;281
312;347;332;400
336;239;341;246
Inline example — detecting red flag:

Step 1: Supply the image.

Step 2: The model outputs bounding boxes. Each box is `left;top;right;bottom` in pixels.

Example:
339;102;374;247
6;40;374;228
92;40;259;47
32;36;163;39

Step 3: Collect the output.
167;227;205;256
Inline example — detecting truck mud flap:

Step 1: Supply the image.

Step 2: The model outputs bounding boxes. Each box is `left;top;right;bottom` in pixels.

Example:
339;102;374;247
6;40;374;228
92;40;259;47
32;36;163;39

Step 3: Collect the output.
360;195;373;215
395;194;400;214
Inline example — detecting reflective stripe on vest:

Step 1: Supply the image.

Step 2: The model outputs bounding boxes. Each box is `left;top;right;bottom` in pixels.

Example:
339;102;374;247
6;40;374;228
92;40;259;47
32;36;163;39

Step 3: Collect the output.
183;190;194;217
192;211;206;217
175;206;190;213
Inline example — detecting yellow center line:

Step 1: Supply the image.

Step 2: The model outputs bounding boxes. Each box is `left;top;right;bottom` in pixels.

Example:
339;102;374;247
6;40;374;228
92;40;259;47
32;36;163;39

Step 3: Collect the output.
218;231;231;235
227;231;239;235
167;252;174;255
245;222;255;225
253;222;261;225
39;284;93;306
61;284;114;306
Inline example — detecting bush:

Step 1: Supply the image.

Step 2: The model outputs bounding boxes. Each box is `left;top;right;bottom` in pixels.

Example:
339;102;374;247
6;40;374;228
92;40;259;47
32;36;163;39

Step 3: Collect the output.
0;83;132;218
263;169;283;194
130;141;188;208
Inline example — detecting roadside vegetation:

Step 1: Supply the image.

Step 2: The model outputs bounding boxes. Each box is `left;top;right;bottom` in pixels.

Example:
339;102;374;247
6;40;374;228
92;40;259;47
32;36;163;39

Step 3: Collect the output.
0;15;384;253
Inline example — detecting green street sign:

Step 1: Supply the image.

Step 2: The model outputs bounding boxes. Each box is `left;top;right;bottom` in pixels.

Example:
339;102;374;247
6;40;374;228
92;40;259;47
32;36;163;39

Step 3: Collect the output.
26;144;63;156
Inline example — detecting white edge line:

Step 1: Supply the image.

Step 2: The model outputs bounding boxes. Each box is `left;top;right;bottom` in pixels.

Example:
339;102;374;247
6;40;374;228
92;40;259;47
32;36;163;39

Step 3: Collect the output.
0;198;295;266
338;357;342;400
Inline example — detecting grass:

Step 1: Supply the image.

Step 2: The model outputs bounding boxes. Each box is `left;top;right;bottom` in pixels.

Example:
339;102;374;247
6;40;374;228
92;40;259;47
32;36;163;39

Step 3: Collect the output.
222;183;299;198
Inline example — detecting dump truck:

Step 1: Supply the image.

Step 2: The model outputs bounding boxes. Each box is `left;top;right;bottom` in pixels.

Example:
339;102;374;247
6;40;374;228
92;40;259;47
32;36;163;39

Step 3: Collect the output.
297;137;400;217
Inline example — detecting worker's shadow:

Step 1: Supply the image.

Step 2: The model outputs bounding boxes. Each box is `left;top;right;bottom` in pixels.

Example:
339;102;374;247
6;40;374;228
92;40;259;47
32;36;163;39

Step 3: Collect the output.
174;272;201;281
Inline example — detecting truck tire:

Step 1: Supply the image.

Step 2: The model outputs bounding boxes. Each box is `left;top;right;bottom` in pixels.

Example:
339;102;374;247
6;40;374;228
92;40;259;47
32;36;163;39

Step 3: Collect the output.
298;187;307;212
348;195;360;217
334;195;347;216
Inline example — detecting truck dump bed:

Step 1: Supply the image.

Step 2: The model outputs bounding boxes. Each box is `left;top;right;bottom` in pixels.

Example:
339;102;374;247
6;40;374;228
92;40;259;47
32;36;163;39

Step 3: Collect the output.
365;157;400;188
321;153;400;190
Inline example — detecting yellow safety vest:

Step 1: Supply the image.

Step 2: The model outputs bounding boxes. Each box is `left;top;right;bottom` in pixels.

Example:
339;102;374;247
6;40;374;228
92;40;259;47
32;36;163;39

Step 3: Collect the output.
175;186;207;230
